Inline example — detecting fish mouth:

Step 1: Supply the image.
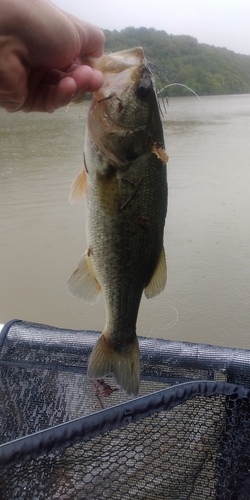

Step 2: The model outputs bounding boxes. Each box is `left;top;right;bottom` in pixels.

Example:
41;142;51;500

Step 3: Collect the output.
88;47;147;101
86;47;158;167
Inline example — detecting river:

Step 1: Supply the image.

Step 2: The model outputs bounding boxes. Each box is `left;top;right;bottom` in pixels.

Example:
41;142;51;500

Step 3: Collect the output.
0;94;250;349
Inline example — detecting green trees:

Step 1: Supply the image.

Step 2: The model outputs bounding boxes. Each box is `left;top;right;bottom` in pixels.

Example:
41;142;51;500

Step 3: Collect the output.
103;28;250;96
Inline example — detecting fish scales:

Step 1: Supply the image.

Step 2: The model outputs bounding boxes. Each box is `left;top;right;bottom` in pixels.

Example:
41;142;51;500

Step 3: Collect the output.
68;47;168;396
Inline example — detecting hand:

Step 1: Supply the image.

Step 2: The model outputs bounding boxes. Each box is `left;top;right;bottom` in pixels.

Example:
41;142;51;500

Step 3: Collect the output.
0;0;105;112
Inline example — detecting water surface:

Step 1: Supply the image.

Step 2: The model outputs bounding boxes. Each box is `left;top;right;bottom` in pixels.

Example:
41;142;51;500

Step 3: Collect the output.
0;95;250;349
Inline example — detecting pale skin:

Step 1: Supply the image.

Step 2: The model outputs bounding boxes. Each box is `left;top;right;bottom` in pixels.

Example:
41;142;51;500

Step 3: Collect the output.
0;0;105;112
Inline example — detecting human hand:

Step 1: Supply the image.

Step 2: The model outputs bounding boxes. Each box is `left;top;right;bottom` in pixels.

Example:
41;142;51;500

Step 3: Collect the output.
0;0;105;112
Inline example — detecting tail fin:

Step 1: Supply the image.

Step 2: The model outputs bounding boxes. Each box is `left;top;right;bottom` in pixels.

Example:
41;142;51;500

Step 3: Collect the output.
87;334;140;397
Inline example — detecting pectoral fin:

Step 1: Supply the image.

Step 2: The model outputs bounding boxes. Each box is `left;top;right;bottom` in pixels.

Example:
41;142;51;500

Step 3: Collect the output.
144;246;167;299
69;169;87;204
67;251;102;304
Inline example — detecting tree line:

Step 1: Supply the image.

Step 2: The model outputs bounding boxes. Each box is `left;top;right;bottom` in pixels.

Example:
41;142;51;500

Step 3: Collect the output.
103;27;250;96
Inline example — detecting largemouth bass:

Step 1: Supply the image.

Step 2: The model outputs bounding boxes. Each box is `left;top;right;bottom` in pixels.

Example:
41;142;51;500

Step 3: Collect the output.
68;47;168;396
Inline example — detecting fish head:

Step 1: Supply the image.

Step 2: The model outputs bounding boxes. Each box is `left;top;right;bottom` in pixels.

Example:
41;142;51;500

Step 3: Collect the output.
87;47;163;167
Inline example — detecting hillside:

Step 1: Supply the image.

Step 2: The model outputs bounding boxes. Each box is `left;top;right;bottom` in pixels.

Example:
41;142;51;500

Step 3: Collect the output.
103;27;250;96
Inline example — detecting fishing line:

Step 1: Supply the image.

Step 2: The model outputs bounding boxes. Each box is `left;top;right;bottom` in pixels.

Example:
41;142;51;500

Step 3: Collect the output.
158;83;206;187
146;305;179;339
159;83;202;102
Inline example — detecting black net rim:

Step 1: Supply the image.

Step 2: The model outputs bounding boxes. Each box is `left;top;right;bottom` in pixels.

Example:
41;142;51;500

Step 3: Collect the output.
0;379;249;471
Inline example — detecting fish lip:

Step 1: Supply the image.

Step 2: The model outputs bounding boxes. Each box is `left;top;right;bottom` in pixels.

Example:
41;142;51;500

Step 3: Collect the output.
88;47;147;72
89;47;147;101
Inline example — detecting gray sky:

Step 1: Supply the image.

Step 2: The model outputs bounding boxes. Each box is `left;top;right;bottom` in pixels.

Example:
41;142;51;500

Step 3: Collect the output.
53;0;250;56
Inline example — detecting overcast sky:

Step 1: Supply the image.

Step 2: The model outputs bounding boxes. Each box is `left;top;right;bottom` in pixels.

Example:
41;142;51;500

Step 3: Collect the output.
53;0;250;56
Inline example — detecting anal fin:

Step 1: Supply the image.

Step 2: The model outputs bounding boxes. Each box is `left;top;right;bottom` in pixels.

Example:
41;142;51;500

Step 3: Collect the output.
67;251;102;304
144;246;167;299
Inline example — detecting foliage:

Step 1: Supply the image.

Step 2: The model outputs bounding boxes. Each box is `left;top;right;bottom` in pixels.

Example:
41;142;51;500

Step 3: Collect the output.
103;27;250;96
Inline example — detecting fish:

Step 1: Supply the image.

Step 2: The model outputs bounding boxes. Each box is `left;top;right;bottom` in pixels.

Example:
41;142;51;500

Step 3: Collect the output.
68;47;168;397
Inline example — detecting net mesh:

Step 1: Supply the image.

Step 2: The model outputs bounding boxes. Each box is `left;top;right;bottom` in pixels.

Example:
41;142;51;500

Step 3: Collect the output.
1;320;250;499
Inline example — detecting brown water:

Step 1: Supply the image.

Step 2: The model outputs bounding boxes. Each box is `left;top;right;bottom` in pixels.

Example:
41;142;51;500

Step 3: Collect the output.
0;95;250;348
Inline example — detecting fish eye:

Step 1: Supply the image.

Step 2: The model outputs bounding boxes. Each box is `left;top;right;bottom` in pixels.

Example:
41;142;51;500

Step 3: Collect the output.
136;81;151;100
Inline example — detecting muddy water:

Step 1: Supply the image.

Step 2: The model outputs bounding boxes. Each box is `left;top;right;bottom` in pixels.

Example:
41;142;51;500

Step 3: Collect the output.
0;94;250;349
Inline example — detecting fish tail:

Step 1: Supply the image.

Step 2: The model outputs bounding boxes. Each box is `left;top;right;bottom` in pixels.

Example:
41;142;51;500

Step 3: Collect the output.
88;334;140;397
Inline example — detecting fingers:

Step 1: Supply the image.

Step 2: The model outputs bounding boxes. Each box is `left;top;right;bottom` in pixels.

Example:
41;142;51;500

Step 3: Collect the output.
66;65;104;96
0;2;105;113
0;41;28;112
21;65;104;113
52;66;104;111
